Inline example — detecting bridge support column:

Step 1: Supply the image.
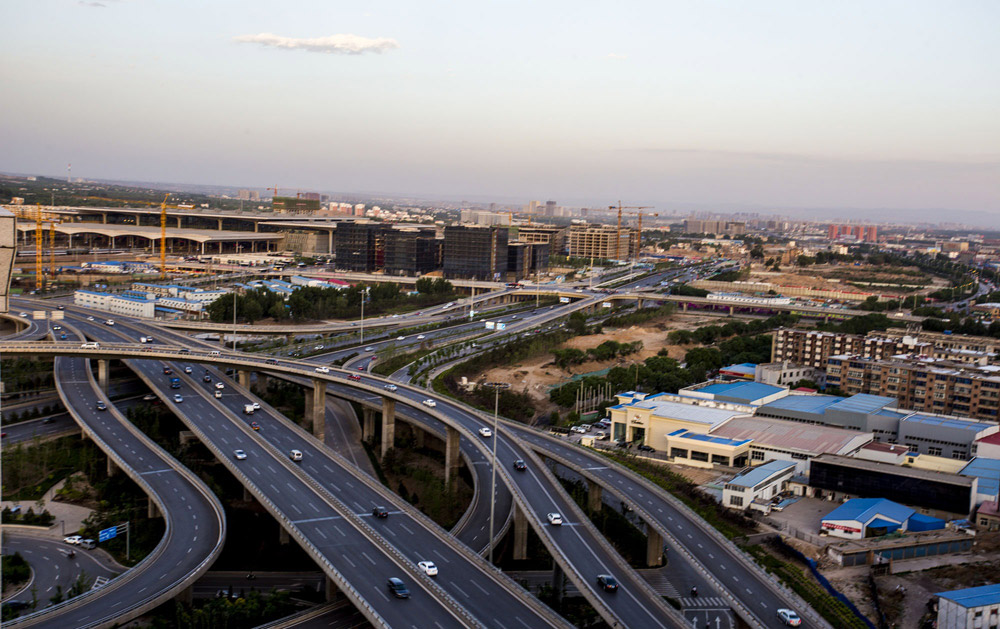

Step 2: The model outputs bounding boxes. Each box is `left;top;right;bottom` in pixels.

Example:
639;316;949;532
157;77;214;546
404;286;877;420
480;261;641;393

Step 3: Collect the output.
682;302;688;312
286;334;294;345
824;314;830;324
513;504;529;561
148;500;161;519
238;370;250;388
179;430;196;445
311;379;326;441
380;398;396;458
729;306;734;316
588;482;602;513
106;456;118;477
243;486;252;502
362;408;375;442
637;298;644;309
552;563;566;603
646;527;664;567
413;425;425;449
97;359;109;393
444;426;460;485
176;585;193;605
278;526;290;545
324;576;342;602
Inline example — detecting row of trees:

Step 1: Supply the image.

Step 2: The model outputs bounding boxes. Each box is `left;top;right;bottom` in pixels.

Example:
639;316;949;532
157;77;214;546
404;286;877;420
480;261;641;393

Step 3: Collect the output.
668;313;798;345
552;340;642;369
206;281;456;323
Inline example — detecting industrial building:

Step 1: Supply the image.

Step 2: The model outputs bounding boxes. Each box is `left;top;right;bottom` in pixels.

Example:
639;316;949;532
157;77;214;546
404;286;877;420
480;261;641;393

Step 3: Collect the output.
935;584;1000;629
443;225;508;280
722;460;796;511
820;498;943;540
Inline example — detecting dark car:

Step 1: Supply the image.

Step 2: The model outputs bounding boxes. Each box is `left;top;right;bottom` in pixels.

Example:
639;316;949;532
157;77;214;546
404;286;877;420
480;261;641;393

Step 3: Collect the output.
615;439;628;448
597;574;619;592
387;577;409;599
372;506;389;519
179;348;190;354
203;375;212;382
636;444;655;453
265;358;278;365
513;459;527;471
163;367;173;375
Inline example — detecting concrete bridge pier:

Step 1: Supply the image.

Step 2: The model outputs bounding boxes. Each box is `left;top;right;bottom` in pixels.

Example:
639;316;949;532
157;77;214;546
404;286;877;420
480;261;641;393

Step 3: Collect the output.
176;585;193;605
106;456;118;477
413;425;425;449
148;500;161;519
513;504;529;561
278;526;290;545
646;527;664;567
310;379;326;440
324;576;343;602
588;482;602;513
362;407;375;442
238;370;251;388
97;359;109;393
444;426;461;485
682;302;688;312
380;398;396;458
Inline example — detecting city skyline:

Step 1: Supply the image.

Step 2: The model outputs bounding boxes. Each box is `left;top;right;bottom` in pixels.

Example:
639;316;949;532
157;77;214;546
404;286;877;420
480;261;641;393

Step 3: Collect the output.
2;1;998;216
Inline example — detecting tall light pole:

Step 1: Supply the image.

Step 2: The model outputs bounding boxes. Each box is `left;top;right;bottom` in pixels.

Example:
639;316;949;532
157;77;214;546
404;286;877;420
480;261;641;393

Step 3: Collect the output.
484;381;510;566
360;286;369;344
232;288;238;351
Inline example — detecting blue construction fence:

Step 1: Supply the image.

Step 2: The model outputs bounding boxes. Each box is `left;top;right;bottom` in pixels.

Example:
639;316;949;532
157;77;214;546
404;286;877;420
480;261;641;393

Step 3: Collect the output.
772;536;876;629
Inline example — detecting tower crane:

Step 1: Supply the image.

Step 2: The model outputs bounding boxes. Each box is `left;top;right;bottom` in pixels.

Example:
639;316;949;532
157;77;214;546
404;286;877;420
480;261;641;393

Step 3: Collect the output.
160;193;170;279
624;210;658;266
609;201;652;261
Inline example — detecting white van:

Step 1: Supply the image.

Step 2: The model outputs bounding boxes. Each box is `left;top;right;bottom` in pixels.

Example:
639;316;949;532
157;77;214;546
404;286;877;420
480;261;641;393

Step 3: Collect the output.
80;342;100;349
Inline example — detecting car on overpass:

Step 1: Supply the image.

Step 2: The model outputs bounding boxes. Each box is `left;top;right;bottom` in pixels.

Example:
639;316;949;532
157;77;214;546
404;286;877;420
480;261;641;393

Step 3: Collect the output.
777;609;802;626
596;574;619;592
478;427;493;438
417;561;438;577
386;577;409;599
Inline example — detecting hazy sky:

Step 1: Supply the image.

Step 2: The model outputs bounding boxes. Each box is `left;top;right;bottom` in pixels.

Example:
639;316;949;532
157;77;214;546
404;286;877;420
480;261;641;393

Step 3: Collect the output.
3;1;999;213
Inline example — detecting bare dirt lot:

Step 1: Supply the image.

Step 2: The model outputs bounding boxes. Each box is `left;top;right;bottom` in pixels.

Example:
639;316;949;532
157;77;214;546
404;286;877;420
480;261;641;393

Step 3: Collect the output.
477;313;721;416
749;263;949;293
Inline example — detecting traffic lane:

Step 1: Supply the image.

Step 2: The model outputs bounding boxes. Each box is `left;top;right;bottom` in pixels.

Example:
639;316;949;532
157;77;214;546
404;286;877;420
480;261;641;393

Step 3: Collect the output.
510;428;802;629
2;534;119;606
2;415;77;444
380;385;674;628
318;380;515;553
123;359;468;629
185;364;555;629
49;356;224;629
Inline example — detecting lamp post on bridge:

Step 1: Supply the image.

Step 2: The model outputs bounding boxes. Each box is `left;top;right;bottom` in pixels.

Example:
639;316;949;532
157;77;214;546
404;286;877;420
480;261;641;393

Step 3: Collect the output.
484;381;510;566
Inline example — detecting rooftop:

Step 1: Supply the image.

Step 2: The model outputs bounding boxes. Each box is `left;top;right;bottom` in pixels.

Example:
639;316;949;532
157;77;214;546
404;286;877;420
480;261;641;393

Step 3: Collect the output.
960;458;1000;496
615;395;750;428
811;454;977;487
824;498;915;524
666;429;752;447
726;460;796;488
936;583;1000;609
759;394;843;415
689;381;786;404
828;394;897;415
711;416;871;455
904;413;998;435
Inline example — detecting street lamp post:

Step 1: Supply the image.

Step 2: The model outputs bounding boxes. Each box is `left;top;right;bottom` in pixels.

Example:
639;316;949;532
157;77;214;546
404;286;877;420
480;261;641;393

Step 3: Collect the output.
484;381;510;566
360;286;369;344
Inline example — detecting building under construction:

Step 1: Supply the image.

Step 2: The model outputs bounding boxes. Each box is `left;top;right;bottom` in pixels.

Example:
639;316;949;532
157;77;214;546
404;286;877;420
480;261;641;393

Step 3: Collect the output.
443;225;508;280
272;196;321;214
566;224;636;261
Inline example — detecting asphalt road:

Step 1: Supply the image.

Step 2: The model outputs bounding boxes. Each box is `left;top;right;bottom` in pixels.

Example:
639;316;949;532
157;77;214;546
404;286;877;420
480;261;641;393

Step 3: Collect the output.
5;320;226;629
68;313;561;629
1;534;119;609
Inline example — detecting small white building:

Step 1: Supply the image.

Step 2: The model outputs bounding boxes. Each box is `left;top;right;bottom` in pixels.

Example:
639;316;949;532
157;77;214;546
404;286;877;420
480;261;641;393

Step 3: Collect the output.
819;498;946;540
74;290;156;318
755;362;826;388
936;583;1000;629
722;460;796;511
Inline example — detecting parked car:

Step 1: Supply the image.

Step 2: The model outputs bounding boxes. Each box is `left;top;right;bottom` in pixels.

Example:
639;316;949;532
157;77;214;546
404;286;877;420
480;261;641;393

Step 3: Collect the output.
570;425;587;434
63;535;82;545
636;444;655;453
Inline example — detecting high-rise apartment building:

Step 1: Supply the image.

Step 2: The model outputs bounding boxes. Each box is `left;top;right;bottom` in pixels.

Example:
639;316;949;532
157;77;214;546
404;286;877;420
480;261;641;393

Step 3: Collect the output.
772;328;999;368
566;224;635;260
682;219;746;236
443;225;509;280
827;224;878;242
383;227;439;276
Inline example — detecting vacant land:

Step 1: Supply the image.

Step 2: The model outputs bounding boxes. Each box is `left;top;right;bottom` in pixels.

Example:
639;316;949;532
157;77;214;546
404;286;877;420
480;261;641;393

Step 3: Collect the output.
749;263;950;293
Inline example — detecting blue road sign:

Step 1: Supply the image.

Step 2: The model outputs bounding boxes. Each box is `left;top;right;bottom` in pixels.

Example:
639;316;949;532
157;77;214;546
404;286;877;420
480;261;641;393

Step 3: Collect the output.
98;526;117;542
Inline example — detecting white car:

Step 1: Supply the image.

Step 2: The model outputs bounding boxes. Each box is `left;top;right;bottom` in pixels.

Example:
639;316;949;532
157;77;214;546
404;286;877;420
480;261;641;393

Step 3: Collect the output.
396;336;405;341
546;513;563;526
777;609;801;627
252;402;261;410
105;320;115;326
86;316;95;321
233;449;247;461
315;366;330;374
384;384;398;391
478;427;493;438
184;366;192;374
18;312;27;317
417;561;438;576
63;535;83;545
417;335;426;340
570;425;587;434
365;347;375;352
422;399;437;408
173;394;184;403
215;383;225;390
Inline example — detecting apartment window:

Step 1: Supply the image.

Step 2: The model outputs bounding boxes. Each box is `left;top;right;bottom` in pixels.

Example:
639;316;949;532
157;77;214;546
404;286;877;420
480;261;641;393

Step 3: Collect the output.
729;496;744;507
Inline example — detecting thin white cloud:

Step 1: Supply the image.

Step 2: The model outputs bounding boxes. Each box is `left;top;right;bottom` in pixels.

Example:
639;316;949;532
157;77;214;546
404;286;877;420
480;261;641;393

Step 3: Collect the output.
78;1;107;7
606;53;628;60
233;33;399;55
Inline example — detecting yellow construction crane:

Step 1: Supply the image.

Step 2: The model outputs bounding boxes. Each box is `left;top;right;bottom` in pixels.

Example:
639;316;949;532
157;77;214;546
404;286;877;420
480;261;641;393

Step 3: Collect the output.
49;217;60;288
160;193;170;279
629;210;658;265
35;204;44;290
609;201;653;261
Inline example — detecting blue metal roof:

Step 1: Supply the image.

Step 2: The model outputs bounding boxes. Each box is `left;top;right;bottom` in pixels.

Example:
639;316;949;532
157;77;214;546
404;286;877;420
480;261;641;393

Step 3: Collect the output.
960;457;1000;496
905;414;996;434
867;518;901;532
674;430;752;447
720;362;757;375
760;394;842;414
936;583;1000;609
727;460;795;488
828;394;897;415
823;498;914;525
697;381;784;403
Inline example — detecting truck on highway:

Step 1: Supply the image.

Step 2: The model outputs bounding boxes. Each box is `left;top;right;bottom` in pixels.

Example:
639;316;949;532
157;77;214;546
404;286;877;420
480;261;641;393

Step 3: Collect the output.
243;404;255;415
